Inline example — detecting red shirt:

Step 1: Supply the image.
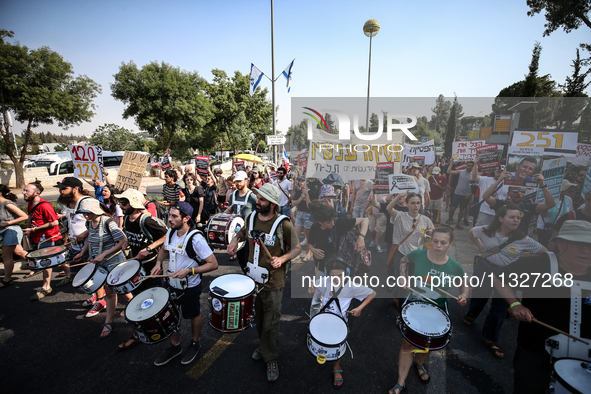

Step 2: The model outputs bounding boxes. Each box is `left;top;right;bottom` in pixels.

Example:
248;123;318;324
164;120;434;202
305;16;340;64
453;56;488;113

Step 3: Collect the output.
144;201;158;217
28;198;62;244
428;175;448;201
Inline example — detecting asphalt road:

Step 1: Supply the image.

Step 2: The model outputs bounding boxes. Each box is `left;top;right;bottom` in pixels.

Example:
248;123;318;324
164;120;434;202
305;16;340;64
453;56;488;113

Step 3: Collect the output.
1;185;520;394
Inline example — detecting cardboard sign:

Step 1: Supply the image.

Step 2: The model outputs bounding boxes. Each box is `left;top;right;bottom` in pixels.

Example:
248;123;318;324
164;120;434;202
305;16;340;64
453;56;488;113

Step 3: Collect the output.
452;140;485;161
195;155;210;176
567;143;591;167
476;144;504;171
535;158;566;204
511;129;578;157
388;174;419;194
115;151;150;191
298;152;308;176
505;146;543;189
69;145;105;181
161;152;171;170
374;162;395;194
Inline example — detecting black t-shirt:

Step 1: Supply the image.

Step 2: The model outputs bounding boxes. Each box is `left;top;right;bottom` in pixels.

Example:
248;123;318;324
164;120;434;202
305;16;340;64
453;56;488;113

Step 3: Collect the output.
293;188;305;211
124;214;168;271
501;253;591;351
201;183;217;212
183;186;204;213
554;208;591;234
492;199;538;234
309;218;356;270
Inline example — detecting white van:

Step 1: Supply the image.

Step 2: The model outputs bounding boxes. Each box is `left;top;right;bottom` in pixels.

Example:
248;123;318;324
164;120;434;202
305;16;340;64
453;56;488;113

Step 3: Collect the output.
24;151;127;176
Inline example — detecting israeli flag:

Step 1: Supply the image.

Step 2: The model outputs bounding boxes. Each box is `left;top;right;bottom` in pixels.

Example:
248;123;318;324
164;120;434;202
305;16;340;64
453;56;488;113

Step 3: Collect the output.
282;59;294;93
249;63;264;97
282;146;290;164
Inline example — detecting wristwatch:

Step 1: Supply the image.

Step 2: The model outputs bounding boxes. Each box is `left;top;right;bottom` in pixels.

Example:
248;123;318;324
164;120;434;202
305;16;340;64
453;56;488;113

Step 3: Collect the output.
146;247;152;252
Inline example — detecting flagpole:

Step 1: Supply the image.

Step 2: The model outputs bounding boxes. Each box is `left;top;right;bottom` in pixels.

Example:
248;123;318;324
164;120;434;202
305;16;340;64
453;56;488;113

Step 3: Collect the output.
271;0;277;166
363;19;380;134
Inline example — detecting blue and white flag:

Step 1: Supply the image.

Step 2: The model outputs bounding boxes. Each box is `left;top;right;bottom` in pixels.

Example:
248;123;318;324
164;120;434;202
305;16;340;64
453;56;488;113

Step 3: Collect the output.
281;59;294;93
282;146;290;164
249;63;264;97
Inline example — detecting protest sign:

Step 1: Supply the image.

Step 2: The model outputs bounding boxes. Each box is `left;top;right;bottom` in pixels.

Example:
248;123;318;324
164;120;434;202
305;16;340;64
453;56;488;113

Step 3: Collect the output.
306;128;403;182
511;130;578;157
298;151;308;175
69;145;105;182
505;146;544;189
161;152;171;170
452;140;485;161
583;161;591;200
195;155;210;176
476;144;503;171
567;143;591;167
234;160;246;172
403;140;435;165
115;151;150;191
535;158;566;204
388;174;419;194
374;162;395;194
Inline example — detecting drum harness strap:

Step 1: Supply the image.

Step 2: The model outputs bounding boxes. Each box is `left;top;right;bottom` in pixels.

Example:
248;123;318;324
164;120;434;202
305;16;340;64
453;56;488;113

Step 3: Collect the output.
246;213;289;285
86;216;122;262
164;228;204;293
231;190;252;217
317;277;354;359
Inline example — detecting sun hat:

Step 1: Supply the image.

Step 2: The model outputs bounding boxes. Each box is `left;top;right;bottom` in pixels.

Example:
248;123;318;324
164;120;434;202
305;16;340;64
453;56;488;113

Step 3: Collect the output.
561;179;577;192
322;173;345;187
114;189;145;210
76;198;104;215
554;220;591;244
252;183;281;206
319;184;337;198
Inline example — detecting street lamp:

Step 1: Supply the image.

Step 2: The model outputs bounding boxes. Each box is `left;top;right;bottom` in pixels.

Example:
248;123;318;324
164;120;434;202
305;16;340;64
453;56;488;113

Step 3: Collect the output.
363;18;380;134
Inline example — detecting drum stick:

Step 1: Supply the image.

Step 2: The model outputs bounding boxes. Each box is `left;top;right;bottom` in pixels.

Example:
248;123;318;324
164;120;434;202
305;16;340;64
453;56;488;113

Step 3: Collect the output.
435;287;459;300
108;257;135;267
531;319;589;345
69;260;94;268
70;252;123;268
407;287;438;306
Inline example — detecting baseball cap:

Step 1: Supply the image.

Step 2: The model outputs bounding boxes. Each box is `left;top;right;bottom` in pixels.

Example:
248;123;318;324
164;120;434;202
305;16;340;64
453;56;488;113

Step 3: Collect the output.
432;167;441;175
55;177;83;189
114;189;145;210
234;171;248;182
170;201;194;225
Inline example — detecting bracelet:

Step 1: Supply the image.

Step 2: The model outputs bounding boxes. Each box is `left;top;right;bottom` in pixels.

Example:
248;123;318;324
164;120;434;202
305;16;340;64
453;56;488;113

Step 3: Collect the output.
191;267;195;276
510;301;521;309
540;184;548;189
33;227;37;232
460;294;468;298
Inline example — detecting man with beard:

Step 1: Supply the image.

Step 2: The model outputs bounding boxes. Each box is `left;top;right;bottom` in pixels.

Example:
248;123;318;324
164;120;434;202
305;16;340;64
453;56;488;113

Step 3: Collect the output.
271;167;293;217
114;189;168;351
151;202;218;366
472;158;507;226
23;181;64;300
54;177;92;290
481;171;555;234
227;183;301;382
225;170;257;270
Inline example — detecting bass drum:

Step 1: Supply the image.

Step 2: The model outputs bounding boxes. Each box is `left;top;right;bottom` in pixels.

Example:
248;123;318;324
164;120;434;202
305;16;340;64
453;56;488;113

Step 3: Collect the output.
205;213;245;251
397;301;452;350
125;287;181;344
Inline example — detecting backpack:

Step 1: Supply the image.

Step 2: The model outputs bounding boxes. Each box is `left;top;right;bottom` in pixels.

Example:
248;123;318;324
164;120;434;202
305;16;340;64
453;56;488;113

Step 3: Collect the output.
165;227;206;263
124;213;168;244
145;200;167;221
337;229;371;275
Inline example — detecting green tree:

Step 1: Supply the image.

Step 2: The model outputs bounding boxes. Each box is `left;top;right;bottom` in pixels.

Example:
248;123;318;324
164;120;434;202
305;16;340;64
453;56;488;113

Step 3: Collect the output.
0;30;101;187
288;119;308;151
444;101;458;156
430;95;451;134
527;0;591;36
54;143;68;152
89;123;142;152
111;61;213;153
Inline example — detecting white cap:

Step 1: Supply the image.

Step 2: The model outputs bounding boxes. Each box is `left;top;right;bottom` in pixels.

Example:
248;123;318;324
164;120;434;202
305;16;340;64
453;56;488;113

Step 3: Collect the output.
234;171;248;181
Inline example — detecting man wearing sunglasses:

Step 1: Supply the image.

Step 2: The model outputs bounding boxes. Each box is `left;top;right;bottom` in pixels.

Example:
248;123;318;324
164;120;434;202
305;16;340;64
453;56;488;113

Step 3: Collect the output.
481;170;555;234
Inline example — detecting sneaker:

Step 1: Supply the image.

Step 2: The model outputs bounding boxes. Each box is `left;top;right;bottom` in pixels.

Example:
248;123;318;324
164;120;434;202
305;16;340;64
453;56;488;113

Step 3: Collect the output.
462;219;470;226
252;347;262;361
55;277;73;288
31;287;52;300
180;341;201;365
376;246;383;253
82;294;97;307
266;361;279;382
368;241;376;248
455;224;464;230
154;344;182;366
85;298;106;318
300;238;307;247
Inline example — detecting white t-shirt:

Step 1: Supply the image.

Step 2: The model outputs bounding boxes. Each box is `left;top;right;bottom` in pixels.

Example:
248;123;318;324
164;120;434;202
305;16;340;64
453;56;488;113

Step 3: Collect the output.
272;179;293;206
314;279;373;322
63;197;90;252
477;176;507;216
416;176;431;203
167;231;214;288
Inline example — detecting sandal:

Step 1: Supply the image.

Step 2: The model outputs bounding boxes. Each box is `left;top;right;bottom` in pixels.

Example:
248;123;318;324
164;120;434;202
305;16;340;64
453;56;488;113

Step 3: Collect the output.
332;369;344;389
229;255;238;261
463;314;475;326
118;335;141;351
484;340;504;359
416;363;430;384
388;382;405;394
23;271;41;279
0;280;14;289
100;323;113;339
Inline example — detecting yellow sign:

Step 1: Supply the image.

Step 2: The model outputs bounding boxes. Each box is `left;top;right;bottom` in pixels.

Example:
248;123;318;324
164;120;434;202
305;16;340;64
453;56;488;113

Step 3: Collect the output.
480;127;492;139
508;246;518;254
469;130;480;139
115;151;150;191
151;334;161;341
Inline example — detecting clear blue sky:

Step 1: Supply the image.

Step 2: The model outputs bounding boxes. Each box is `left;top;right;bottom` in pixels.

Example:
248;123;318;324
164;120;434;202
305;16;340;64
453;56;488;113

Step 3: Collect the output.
1;0;588;137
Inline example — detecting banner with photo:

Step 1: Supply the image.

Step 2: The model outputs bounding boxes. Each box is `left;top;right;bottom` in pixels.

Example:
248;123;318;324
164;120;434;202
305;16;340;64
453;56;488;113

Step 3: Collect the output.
505;146;544;189
476;144;504;171
306;128;403;182
402;139;435;166
374;162;395;194
535;158;567;204
452;140;485;161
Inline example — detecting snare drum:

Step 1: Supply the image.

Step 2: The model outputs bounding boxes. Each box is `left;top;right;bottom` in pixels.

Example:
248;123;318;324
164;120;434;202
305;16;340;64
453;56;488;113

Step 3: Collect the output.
72;263;108;294
26;245;69;270
107;260;145;294
397;301;452;350
307;313;348;362
209;274;256;332
551;358;591;394
125;287;182;344
205;213;245;250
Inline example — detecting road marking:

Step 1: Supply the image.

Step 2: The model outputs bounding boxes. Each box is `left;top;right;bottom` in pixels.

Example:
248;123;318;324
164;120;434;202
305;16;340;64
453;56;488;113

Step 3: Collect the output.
186;333;239;380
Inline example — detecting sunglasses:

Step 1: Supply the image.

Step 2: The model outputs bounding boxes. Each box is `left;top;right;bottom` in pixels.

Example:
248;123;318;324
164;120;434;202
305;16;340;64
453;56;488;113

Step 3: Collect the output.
511;189;525;194
118;199;130;206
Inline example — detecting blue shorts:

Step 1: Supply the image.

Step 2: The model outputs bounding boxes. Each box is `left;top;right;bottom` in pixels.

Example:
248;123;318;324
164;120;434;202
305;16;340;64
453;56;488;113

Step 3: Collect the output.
169;284;202;319
97;252;125;273
295;211;314;229
0;226;23;246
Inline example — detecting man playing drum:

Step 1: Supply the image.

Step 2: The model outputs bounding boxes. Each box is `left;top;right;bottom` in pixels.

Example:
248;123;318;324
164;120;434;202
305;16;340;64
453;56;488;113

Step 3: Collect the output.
151;202;218;366
227;183;301;382
23;181;65;300
115;189;168;351
224;170;257;270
